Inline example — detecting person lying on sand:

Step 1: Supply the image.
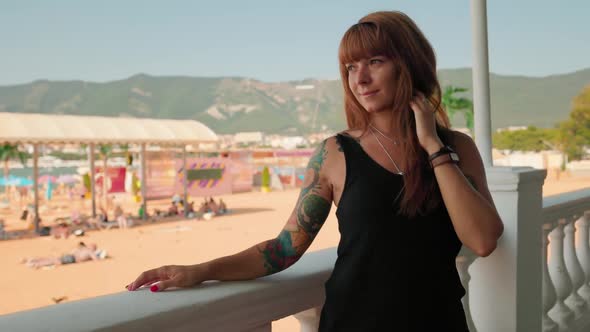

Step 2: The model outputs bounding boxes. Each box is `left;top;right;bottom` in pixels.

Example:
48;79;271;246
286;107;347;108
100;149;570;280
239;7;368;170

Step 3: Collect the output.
22;242;107;269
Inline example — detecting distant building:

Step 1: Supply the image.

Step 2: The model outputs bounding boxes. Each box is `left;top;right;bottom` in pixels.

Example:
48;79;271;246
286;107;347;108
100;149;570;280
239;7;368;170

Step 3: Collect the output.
270;136;307;150
234;132;265;146
493;149;565;170
496;126;528;132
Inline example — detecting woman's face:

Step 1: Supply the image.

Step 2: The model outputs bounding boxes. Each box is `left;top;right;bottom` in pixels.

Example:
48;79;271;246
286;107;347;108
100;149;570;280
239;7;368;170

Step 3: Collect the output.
345;55;396;113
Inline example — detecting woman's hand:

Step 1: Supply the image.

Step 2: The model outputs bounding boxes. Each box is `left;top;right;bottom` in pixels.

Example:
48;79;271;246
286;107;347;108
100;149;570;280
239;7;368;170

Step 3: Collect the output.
126;264;207;292
409;93;444;154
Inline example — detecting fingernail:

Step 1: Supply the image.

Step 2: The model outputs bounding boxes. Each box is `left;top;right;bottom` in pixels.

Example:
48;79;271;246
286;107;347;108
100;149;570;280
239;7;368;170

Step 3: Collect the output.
150;285;159;292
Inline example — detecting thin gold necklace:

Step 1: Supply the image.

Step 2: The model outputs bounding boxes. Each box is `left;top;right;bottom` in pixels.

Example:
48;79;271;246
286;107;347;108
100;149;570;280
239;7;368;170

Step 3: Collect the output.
369;127;404;175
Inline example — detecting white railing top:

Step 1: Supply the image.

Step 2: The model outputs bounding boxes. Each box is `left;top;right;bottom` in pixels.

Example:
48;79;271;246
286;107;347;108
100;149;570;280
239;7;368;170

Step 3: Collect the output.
542;188;590;224
0;248;337;332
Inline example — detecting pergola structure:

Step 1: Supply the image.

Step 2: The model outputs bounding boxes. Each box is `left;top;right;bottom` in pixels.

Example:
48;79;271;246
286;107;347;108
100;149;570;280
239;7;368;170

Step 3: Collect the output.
0;112;218;233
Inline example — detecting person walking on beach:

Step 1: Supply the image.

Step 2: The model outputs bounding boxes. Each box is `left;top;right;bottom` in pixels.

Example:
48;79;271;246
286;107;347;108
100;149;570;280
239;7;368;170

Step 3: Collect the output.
126;11;503;331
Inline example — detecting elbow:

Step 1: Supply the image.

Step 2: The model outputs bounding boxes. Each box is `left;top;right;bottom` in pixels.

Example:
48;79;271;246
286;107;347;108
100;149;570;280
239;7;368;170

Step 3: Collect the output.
474;241;497;257
474;220;504;257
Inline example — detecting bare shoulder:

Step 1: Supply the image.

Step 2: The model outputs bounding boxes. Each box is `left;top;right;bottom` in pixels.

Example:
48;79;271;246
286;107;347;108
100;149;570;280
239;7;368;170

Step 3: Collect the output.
314;135;346;188
446;130;490;192
339;129;363;143
447;130;480;160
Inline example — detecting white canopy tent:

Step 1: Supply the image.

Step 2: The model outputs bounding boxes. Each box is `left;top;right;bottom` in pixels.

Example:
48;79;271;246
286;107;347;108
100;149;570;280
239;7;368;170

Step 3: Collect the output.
0;112;218;232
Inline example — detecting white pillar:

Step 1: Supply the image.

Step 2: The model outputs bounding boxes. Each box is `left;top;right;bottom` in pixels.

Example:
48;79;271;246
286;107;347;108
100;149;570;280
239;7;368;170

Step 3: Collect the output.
88;143;96;217
470;0;493;167
32;144;40;233
468;166;546;332
182;145;188;217
140;143;147;221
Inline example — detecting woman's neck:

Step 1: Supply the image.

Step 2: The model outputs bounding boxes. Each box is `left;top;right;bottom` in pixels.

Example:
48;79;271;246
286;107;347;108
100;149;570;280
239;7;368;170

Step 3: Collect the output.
368;113;399;138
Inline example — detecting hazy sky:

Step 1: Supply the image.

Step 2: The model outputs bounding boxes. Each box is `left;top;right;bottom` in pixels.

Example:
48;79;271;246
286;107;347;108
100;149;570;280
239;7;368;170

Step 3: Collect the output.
1;0;588;85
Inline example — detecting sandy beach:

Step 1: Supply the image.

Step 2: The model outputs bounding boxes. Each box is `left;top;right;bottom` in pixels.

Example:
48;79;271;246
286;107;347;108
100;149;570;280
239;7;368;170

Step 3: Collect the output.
1;172;589;331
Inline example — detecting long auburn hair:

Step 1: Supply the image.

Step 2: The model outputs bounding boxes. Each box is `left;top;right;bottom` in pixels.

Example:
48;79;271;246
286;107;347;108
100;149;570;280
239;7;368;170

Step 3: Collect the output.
338;11;453;217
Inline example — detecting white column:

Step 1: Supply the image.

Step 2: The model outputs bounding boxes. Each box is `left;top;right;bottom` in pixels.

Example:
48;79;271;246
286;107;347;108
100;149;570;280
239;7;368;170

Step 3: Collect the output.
542;223;558;332
293;306;322;332
576;212;590;303
141;143;147;221
468;166;545;332
470;0;493;166
32;144;40;233
563;216;587;317
88;143;96;217
548;219;574;329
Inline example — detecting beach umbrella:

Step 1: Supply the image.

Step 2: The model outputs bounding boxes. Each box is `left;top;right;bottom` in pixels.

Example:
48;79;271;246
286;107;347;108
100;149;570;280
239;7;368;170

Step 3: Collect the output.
56;174;80;184
0;175;33;187
38;175;57;184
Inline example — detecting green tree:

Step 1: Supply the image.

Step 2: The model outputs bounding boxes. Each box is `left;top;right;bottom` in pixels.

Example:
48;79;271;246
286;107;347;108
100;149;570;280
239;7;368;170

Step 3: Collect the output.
493;126;559;152
441;86;474;132
0;144;28;202
558;85;590;161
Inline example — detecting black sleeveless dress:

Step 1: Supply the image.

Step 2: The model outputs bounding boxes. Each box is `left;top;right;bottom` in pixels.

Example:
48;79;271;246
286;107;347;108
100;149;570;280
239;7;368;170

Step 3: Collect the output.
318;134;469;332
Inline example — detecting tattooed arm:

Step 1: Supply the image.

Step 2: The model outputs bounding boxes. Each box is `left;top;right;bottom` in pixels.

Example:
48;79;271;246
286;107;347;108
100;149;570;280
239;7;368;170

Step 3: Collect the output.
126;138;338;291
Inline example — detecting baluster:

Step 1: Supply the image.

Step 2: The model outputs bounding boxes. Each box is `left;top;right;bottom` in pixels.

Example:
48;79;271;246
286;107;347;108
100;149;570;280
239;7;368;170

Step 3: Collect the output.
548;219;574;329
542;223;559;332
564;215;588;318
576;211;590;304
293;306;322;332
456;254;477;332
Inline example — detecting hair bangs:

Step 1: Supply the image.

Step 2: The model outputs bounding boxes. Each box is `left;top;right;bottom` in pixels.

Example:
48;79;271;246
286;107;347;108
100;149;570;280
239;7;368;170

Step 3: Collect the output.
338;22;392;66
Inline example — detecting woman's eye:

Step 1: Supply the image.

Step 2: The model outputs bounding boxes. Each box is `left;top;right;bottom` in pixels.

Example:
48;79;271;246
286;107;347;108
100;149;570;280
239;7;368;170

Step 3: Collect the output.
346;64;355;71
370;58;383;65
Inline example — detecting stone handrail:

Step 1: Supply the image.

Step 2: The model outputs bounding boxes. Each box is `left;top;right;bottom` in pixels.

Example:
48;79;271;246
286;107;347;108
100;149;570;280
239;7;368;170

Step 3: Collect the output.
543;188;590;224
0;248;337;332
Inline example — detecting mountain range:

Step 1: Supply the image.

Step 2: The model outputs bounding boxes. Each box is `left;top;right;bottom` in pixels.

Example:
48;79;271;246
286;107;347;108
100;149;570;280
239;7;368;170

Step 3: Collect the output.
0;68;588;135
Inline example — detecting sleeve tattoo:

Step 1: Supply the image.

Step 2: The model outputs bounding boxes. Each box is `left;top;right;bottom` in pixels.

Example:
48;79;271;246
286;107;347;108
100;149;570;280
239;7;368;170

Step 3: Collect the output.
259;140;332;274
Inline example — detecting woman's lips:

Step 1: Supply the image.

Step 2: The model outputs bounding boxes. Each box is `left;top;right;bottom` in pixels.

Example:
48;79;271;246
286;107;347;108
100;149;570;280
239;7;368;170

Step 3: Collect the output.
361;90;379;97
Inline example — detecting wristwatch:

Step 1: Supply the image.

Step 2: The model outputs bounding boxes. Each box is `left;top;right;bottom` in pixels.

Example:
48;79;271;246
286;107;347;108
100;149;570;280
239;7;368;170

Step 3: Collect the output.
428;146;459;168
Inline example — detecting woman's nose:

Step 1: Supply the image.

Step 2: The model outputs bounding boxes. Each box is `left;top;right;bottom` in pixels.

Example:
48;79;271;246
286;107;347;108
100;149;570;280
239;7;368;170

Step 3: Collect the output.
355;65;371;85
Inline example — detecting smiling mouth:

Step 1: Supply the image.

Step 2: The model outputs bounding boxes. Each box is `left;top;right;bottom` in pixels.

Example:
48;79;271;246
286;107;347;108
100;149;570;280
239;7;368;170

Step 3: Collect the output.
361;90;379;97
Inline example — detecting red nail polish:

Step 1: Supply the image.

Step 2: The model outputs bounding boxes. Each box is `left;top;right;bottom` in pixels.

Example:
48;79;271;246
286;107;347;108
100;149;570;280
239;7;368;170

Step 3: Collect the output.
150;285;159;292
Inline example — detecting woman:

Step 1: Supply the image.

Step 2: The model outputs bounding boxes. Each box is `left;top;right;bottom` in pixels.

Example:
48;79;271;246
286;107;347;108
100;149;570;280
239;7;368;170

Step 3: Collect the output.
126;11;503;331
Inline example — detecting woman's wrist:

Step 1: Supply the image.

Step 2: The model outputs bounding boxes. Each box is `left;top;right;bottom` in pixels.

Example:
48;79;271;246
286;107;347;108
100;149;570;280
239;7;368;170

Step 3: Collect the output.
422;139;444;155
191;262;211;283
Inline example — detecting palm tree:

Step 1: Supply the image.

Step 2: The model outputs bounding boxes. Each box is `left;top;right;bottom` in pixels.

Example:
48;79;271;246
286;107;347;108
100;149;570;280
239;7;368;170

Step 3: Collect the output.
441;86;474;133
0;144;28;202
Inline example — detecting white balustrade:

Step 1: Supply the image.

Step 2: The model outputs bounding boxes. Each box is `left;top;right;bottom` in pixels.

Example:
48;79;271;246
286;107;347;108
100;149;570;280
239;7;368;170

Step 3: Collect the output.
293;307;322;332
563;216;588;318
542;223;559;332
456;253;477;332
548;218;575;329
576;212;590;304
